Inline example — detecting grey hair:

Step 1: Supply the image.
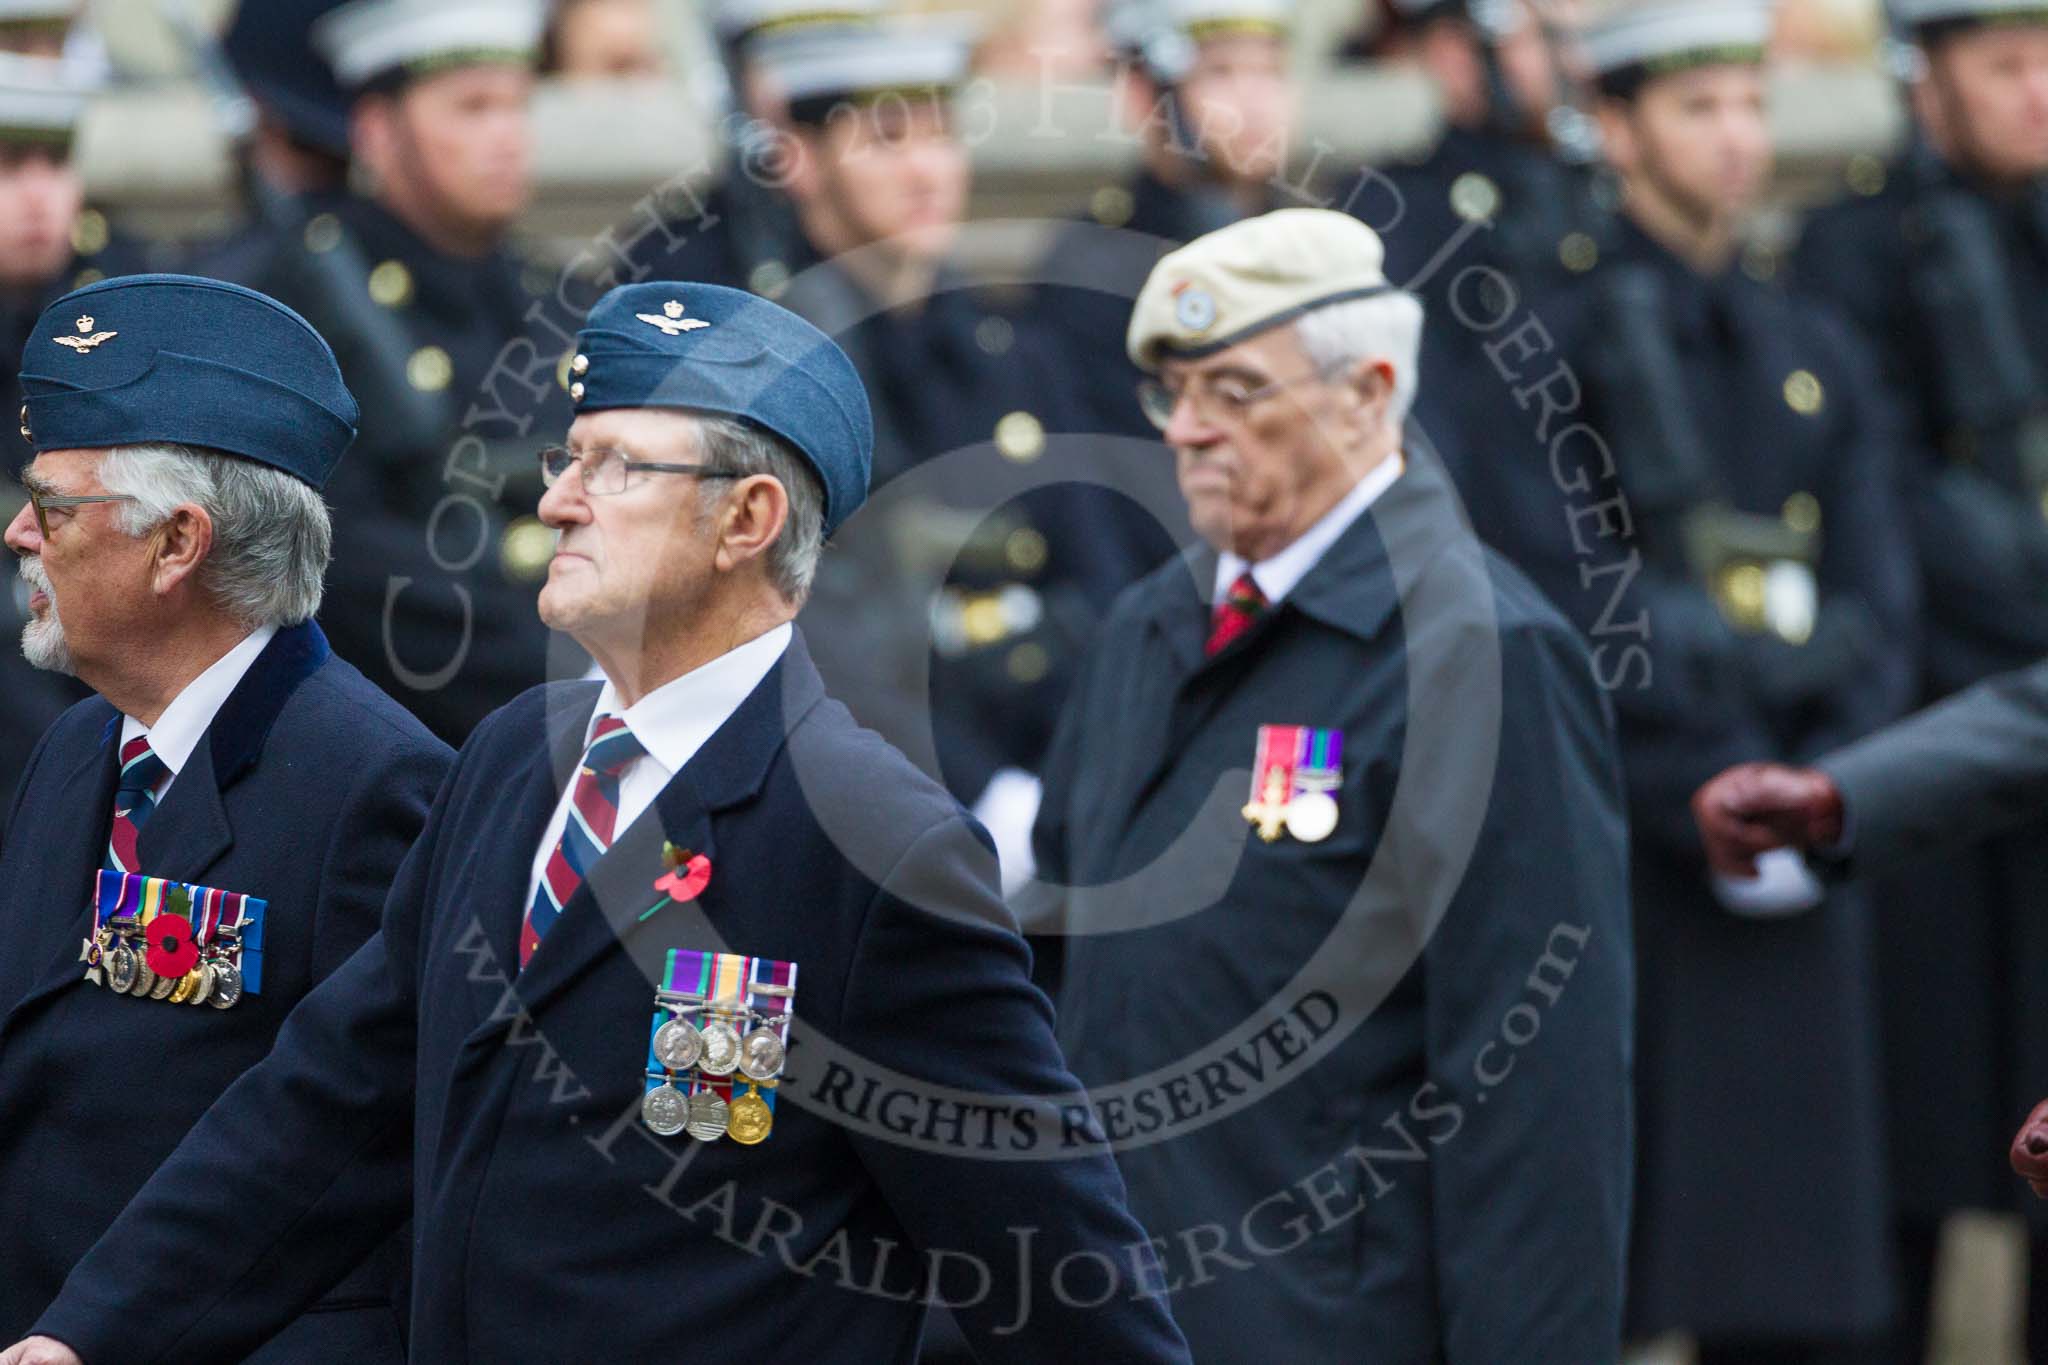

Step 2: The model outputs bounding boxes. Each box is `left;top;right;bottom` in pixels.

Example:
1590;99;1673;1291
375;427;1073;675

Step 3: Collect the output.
96;442;333;628
1293;290;1427;429
690;415;826;604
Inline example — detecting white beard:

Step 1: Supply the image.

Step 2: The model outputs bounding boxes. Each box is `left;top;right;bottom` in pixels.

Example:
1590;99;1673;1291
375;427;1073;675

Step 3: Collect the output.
16;558;73;675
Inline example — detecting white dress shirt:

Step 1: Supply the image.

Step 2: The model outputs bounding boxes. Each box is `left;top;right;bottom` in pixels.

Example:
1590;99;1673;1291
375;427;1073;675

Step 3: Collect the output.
523;623;792;914
1213;453;1406;607
117;623;278;801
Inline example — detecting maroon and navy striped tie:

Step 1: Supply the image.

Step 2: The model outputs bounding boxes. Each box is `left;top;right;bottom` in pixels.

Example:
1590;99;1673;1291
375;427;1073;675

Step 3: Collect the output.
106;735;169;873
1206;570;1268;657
520;715;646;968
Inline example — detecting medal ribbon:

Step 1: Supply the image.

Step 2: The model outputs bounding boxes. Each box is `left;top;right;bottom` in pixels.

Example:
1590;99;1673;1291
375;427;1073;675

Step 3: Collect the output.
742;956;799;1119
1249;725;1303;806
90;872;266;994
1294;728;1344;793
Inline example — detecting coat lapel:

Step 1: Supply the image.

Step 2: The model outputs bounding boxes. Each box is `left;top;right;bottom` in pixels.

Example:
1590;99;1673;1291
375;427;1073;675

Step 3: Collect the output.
508;633;829;1022
1;710;119;1037
452;680;601;1025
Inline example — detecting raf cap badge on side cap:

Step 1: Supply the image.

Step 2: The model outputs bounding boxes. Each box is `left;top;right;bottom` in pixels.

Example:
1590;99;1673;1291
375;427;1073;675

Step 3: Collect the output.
573;282;874;537
18;274;359;490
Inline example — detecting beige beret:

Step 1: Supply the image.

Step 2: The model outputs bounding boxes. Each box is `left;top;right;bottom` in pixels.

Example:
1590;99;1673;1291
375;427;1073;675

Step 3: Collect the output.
1126;208;1401;373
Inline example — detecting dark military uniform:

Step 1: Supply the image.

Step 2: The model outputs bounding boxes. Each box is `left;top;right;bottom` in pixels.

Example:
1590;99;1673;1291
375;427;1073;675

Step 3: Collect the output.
241;192;571;745
1034;169;1265;440
1798;140;2048;1355
1365;123;1601;489
634;198;1176;806
1461;213;1922;1345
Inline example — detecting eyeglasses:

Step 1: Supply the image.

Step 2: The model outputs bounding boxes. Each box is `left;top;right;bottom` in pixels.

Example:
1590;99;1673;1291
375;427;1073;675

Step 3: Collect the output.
22;484;138;539
1135;362;1343;432
538;445;743;497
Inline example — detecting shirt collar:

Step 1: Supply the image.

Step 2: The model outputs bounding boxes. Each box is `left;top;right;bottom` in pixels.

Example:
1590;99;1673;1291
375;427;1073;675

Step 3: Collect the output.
119;623;279;775
1215;454;1406;607
590;622;794;776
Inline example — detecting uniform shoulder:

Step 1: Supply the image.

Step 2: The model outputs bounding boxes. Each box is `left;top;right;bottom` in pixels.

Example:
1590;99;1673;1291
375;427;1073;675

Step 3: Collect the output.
290;653;452;764
781;694;981;879
1478;544;1601;663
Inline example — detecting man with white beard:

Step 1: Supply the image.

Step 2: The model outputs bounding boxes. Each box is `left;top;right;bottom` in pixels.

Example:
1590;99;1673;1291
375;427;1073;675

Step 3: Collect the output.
0;273;448;1357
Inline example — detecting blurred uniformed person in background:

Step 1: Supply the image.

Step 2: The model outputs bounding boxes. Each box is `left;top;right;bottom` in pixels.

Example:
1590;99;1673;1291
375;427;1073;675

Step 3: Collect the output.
0;46;148;800
1794;6;2048;1353
1456;3;1922;1358
184;0;355;284
226;0;567;745
633;15;1166;885
542;0;667;79
1362;0;1597;483
1034;0;1296;442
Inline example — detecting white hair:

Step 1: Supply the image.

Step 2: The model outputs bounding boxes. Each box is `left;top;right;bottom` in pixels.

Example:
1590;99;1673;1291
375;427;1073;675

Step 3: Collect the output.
690;415;827;605
97;442;333;628
1292;290;1426;429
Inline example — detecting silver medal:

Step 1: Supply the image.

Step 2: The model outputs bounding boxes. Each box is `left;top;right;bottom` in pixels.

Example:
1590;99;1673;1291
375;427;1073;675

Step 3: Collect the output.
738;1026;786;1082
686;1089;731;1142
641;1084;688;1137
697;1019;741;1076
149;967;178;1000
208;960;243;1009
105;943;139;994
652;1017;704;1071
186;964;214;1006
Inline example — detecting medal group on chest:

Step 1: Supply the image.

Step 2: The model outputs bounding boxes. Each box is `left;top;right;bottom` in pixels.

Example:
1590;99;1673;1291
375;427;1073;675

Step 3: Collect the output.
80;871;267;1010
642;948;796;1146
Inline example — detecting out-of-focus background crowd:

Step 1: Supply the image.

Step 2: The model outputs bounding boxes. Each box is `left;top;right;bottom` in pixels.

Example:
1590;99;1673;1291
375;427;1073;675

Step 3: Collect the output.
4;0;2047;1360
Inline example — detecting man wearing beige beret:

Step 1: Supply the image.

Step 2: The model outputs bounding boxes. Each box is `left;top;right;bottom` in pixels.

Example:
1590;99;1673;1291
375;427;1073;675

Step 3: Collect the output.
1025;207;1634;1360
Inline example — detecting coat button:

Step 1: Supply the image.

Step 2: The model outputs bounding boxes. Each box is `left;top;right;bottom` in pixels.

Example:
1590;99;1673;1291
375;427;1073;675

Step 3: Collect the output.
303;214;343;253
407;345;453;392
1783;370;1823;416
995;411;1045;463
369;260;414;308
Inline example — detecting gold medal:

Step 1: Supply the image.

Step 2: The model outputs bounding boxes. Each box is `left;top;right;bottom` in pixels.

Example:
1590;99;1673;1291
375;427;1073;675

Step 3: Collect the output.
727;1085;774;1145
168;970;200;1005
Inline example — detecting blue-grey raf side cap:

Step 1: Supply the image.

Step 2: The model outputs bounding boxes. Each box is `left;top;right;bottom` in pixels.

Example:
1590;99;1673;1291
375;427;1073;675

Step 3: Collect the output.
311;0;545;90
0;50;80;143
1890;0;2048;31
569;283;874;537
1581;0;1777;80
757;15;973;121
18;275;360;490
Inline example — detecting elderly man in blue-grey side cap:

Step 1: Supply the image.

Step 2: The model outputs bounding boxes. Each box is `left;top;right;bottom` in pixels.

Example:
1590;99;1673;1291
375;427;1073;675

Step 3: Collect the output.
0;274;450;1357
4;281;1193;1365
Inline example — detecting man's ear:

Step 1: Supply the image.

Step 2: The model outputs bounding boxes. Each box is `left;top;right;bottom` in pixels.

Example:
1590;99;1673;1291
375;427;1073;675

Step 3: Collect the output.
713;475;791;579
149;503;215;599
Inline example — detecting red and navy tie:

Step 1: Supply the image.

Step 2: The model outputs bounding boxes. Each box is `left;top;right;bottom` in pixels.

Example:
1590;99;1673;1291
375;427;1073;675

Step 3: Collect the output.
1206;570;1268;657
106;735;169;873
521;715;646;968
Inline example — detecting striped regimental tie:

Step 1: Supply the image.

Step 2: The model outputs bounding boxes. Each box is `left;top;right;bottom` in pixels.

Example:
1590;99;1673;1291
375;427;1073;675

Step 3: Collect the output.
106;735;170;873
520;715;647;968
